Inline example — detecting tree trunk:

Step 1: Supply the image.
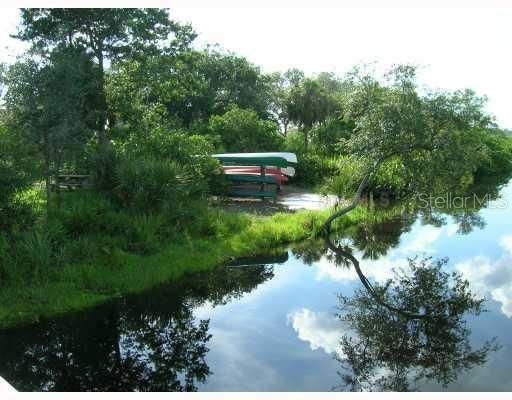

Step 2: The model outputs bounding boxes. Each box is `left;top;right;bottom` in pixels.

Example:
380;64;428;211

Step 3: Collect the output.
54;150;62;209
97;50;109;154
323;172;370;234
43;131;52;216
304;126;310;151
323;158;386;233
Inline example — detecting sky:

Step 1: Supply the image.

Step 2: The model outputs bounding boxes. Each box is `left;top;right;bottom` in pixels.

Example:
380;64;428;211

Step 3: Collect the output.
1;1;511;128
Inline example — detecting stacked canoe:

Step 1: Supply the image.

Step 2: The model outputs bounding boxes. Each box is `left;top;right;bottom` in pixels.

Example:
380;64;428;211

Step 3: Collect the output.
212;152;297;200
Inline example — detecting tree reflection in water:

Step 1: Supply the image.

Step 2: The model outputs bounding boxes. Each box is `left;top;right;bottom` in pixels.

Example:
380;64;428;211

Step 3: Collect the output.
325;236;500;391
0;262;276;391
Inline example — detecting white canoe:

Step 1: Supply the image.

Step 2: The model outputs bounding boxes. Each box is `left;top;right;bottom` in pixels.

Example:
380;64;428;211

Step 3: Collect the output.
0;376;16;392
212;152;297;164
213;152;297;176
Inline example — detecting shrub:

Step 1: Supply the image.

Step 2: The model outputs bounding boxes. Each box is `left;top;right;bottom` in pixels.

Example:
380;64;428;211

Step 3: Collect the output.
52;192;114;236
309;118;354;156
86;143;119;191
10;229;56;283
114;157;193;212
117;130;226;197
293;153;341;187
283;130;306;155
320;157;366;198
0;233;11;286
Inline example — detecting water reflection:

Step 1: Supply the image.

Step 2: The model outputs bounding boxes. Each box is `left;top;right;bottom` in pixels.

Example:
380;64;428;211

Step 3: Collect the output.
0;261;279;391
1;179;511;392
323;235;500;391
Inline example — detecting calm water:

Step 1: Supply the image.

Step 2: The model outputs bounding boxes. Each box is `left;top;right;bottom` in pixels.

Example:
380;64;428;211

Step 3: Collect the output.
1;181;512;391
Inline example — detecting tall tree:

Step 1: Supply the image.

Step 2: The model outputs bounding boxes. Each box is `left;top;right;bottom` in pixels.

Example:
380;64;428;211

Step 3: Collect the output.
268;69;305;136
14;8;181;154
2;46;98;212
287;78;337;150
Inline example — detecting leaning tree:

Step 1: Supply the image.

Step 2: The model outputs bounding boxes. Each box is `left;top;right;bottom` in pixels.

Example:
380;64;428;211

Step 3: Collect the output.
323;65;492;232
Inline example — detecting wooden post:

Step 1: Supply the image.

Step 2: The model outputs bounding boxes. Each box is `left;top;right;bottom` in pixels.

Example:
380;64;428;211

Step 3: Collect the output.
260;165;265;201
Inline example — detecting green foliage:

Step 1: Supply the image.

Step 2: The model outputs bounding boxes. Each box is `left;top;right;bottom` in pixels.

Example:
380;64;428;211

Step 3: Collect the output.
293;153;338;187
320;157;366;197
16;8;182;61
370;157;409;197
15;8;191;184
125;214;166;255
107;47;276;133
0;121;34;227
51;191;114;236
86;143;119;191
309;117;354;156
113;157;193;212
195;48;276;122
283;130;306;154
474;129;512;179
287;78;338;148
208;106;283;152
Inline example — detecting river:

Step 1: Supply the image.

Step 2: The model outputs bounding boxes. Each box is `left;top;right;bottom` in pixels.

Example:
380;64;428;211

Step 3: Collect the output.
1;181;511;391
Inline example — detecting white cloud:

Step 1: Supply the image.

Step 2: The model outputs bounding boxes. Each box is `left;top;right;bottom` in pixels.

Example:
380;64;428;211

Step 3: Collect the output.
499;234;512;255
445;223;460;237
400;225;443;254
455;237;512;318
314;257;359;282
287;308;348;355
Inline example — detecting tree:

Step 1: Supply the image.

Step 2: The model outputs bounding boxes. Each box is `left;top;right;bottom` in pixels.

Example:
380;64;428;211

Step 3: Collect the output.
198;48;275;121
2;46;98;212
14;8;183;155
107;47;275;138
0;113;37;227
287;78;337;150
268;68;305;136
323;65;492;232
208;106;283;152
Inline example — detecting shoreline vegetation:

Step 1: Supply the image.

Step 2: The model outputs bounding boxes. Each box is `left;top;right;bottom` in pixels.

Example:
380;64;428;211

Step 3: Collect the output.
0;189;381;329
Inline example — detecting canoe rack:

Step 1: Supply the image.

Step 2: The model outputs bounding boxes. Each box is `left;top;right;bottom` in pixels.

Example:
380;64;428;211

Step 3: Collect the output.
212;153;297;201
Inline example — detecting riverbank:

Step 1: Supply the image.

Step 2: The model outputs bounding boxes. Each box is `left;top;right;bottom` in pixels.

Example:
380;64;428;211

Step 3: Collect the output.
0;188;383;329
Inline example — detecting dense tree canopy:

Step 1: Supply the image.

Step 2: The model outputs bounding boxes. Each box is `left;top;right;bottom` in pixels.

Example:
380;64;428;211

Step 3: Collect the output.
322;65;503;231
207;106;283;152
14;8;186;152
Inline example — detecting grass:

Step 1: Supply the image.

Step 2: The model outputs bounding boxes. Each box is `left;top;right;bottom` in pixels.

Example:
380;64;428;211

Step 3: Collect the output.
0;190;395;329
